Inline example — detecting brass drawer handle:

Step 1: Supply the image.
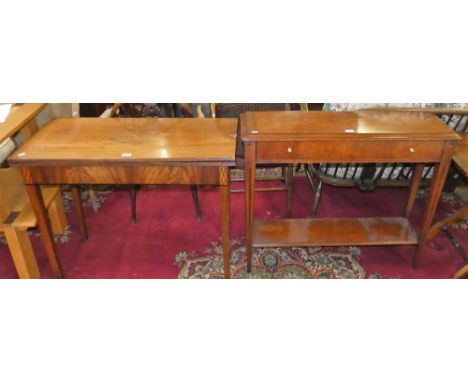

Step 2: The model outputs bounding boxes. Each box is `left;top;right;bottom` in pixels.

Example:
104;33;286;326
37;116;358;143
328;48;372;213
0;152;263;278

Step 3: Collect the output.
409;147;415;153
287;147;293;153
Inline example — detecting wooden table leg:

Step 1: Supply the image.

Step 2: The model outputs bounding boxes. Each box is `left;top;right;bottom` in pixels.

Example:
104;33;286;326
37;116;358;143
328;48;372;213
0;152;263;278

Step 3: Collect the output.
245;143;256;272
285;164;293;218
405;164;424;218
190;185;202;221
48;189;68;235
219;166;231;279
413;144;456;268
25;184;63;278
71;186;88;241
130;185;137;225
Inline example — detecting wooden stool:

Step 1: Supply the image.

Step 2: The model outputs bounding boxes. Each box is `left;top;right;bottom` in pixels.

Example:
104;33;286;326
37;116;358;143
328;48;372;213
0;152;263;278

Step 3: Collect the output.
1;103;68;278
1;168;67;278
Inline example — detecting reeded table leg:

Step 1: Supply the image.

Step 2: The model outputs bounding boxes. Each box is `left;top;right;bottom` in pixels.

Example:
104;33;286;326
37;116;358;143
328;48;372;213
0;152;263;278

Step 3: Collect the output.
244;143;256;272
25;184;63;278
413;144;456;268
219;166;231;278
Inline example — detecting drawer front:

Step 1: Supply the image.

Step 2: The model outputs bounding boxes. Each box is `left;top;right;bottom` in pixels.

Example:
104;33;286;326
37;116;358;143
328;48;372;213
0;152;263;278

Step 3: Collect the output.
256;140;446;163
24;166;222;185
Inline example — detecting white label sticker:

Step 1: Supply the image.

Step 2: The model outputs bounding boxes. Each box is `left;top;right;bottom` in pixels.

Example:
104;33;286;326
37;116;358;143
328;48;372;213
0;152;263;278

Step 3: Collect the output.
121;152;133;157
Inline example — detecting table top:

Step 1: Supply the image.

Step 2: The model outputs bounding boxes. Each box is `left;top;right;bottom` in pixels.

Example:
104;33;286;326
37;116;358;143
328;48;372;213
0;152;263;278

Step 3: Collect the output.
241;110;461;142
8;117;237;166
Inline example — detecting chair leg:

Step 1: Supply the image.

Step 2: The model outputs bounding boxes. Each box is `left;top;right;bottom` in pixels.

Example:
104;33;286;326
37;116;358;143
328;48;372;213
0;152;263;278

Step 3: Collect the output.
285;164;293;218
305;164;323;217
311;180;323;218
71;186;88;241
48;190;68;235
190;185;202;221
4;225;41;279
87;188;99;213
130;185;138;225
453;264;468;279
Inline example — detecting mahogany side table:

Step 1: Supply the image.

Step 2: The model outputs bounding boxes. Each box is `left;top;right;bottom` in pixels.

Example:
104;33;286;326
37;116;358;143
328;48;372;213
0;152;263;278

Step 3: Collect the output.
241;110;461;271
9;117;237;278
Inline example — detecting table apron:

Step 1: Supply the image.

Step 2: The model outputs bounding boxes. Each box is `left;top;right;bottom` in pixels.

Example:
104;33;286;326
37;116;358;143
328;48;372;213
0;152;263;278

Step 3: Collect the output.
256;140;446;164
21;165;226;185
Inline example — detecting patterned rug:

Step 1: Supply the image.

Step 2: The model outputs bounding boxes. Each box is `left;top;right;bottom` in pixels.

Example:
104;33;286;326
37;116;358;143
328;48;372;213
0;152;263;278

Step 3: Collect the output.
1;176;467;278
175;239;383;279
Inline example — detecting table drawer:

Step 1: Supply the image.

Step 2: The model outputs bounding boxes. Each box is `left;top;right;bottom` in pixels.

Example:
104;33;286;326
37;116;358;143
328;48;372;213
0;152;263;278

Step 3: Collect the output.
256;140;446;163
23;166;223;185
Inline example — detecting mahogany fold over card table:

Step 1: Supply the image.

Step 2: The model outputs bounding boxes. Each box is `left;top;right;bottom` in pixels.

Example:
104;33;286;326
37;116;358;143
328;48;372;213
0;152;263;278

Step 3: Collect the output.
8;117;237;278
241;110;461;272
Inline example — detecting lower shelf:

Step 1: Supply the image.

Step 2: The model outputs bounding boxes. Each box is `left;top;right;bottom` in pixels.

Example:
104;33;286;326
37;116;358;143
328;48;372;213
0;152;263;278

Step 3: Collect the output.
253;217;418;247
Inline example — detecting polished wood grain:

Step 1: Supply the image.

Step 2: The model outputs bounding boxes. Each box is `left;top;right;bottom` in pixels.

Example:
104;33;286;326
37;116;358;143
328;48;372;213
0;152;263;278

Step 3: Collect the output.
23;165;223;185
242;110;460;271
9;117;237;166
241;111;460;142
1;185;66;230
254;218;418;247
3;223;40;279
1;104;67;278
25;184;62;278
256;140;445;163
0;103;46;143
220;166;231;278
48;192;68;235
244;142;256;272
10;118;236;278
452;133;468;177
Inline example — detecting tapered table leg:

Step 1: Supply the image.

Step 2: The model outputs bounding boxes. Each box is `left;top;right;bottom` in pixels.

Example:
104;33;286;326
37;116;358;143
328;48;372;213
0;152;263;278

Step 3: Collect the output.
245;143;256;273
25;184;63;278
219;167;231;279
71;186;88;241
190;185;202;221
130;185;137;225
285;164;293;218
405;164;424;218
413;144;456;268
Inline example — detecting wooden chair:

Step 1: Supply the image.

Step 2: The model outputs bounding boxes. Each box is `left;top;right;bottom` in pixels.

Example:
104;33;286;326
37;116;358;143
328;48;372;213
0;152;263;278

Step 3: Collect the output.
214;103;299;217
0;104;68;278
307;108;468;217
423;132;468;278
105;103;202;223
453;264;468;278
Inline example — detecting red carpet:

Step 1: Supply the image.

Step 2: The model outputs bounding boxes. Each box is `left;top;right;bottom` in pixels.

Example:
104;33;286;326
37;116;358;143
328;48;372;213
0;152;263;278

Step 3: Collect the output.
0;176;466;278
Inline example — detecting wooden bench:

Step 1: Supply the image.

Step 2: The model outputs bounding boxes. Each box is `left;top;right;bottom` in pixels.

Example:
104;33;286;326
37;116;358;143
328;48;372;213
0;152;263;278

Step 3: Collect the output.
0;104;67;278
